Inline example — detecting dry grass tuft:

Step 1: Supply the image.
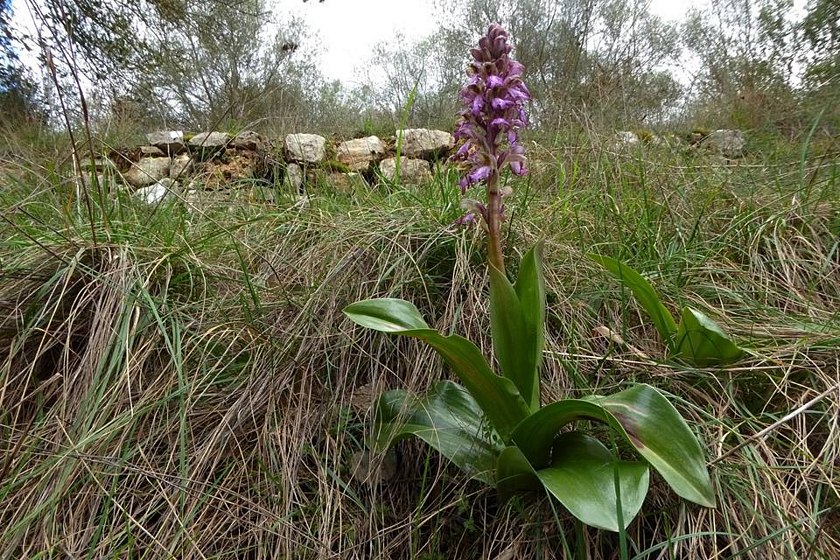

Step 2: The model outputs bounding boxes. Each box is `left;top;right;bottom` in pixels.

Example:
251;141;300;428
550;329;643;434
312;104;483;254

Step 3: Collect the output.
1;142;837;558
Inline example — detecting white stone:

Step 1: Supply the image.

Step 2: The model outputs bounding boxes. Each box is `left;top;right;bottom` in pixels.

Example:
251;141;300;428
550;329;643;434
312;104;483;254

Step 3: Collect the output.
703;129;746;158
134;178;177;204
230;130;265;151
284;133;326;164
124;157;171;188
169;154;193;179
330;172;368;193
379;157;433;184
397;129;454;159
146;130;186;155
283;163;303;192
613;131;641;148
140;145;166;157
189;131;231;149
336;136;385;172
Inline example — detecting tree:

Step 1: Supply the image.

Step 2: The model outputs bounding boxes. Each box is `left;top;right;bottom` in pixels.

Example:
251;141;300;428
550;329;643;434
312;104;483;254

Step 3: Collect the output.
432;0;681;128
680;0;800;130
800;0;840;127
141;0;318;129
0;0;41;126
27;0;321;130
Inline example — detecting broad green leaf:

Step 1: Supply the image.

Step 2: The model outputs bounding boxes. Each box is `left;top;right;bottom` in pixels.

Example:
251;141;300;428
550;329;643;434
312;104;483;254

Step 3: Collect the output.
344;298;530;438
374;381;502;484
589;254;678;349
587;385;717;507
489;264;539;410
343;298;429;331
511;399;612;467
496;446;542;502
674;307;744;366
511;384;716;508
514;243;546;407
536;432;649;532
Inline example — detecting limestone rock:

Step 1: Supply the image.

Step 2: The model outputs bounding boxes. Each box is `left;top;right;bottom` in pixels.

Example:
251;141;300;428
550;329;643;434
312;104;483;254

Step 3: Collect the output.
612;131;641;149
702;129;746;158
379;157;432;184
283;163;303;192
134;178;177;204
336;136;385;172
124;157;171;188
146;131;186;155
189;131;231;149
329;172;368;193
285;133;326;164
169;154;193;179
140;145;166;157
188;132;231;160
230;130;265;151
397;129;454;160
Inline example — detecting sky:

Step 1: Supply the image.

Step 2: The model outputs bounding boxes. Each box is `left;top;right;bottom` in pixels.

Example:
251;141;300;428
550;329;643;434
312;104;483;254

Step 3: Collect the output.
280;0;697;86
9;0;700;85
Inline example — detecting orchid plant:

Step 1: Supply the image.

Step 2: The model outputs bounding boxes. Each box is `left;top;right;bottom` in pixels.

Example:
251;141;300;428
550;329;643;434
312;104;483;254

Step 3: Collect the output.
344;25;715;532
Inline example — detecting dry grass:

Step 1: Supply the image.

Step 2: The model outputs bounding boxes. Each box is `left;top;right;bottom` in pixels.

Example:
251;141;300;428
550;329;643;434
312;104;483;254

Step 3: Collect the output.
0;140;838;558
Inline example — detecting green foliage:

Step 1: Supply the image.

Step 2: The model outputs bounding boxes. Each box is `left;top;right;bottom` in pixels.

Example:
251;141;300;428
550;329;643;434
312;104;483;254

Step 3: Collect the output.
488;243;544;410
344;247;715;532
374;381;502;484
590;254;745;366
343;299;530;439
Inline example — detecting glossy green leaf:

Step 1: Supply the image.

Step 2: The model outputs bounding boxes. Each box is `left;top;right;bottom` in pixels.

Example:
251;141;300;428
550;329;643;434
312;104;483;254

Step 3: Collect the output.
586;385;717;507
374;381;502;484
489;264;539;410
343;298;430;331
589;254;678;349
511;384;716;508
344;298;530;438
537;432;649;532
674;307;744;366
496;446;542;502
511;399;612;467
514;243;546;407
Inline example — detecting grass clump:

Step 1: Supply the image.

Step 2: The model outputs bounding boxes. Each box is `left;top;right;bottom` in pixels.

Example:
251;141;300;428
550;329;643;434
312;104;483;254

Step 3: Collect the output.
0;135;837;558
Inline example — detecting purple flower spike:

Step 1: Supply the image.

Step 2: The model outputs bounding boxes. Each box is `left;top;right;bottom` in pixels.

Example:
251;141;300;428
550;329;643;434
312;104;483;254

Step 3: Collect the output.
451;24;530;194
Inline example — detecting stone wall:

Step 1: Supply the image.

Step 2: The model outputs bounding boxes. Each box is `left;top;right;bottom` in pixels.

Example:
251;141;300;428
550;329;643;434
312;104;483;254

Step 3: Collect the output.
80;126;749;206
81;128;456;205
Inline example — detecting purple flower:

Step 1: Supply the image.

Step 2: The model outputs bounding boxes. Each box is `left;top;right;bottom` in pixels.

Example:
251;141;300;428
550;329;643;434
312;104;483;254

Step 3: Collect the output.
451;24;530;195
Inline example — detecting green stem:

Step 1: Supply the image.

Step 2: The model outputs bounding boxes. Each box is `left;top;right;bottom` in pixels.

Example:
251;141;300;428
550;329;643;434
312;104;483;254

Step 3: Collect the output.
486;173;505;275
